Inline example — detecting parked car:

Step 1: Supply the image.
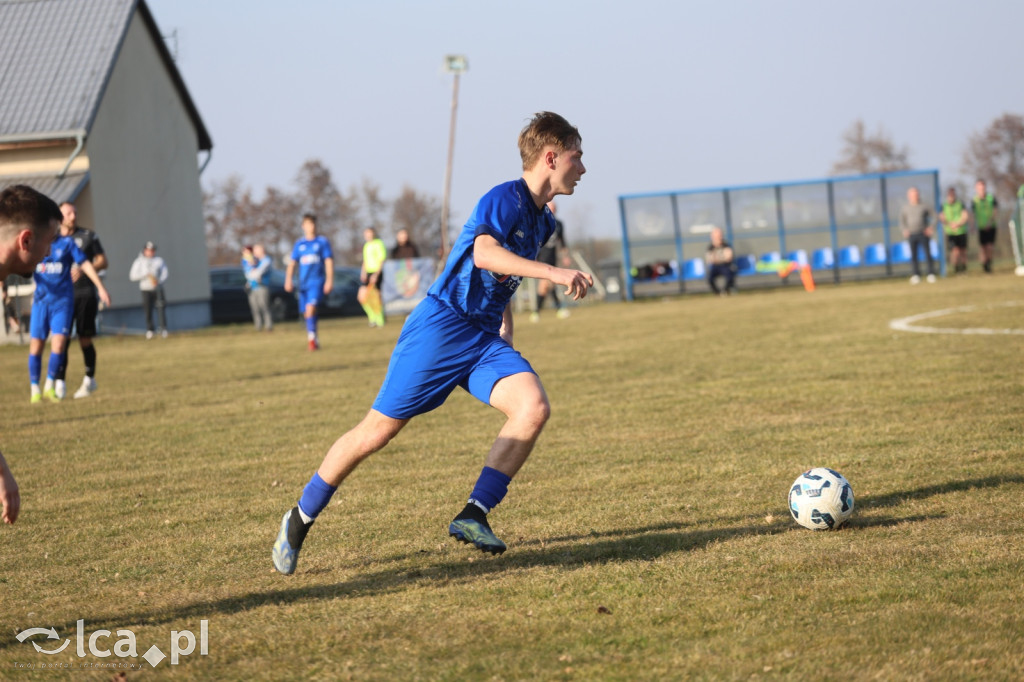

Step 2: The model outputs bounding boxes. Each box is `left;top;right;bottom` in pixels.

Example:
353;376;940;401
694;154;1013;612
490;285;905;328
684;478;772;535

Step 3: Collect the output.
209;266;299;324
319;265;363;318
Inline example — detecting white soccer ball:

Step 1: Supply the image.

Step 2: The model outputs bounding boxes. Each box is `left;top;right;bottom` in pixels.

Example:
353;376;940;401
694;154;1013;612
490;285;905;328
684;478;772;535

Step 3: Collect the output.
788;468;854;530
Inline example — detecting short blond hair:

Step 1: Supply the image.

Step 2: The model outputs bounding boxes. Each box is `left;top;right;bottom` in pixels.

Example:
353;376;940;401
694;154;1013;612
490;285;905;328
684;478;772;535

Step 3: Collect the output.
518;112;581;170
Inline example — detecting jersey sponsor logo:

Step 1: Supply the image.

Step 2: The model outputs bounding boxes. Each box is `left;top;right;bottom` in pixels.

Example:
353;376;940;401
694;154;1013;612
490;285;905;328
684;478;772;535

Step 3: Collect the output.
299;253;321;265
488;270;522;291
37;261;65;275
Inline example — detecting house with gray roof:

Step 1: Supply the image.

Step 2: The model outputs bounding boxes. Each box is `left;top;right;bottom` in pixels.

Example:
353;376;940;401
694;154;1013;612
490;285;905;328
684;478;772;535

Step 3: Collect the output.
0;0;213;337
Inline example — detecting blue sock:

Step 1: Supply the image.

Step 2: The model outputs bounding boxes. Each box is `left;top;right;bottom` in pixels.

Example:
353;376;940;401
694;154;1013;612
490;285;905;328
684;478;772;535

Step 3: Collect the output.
469;466;512;512
297;472;336;521
28;354;42;384
305;315;317;335
47;352;65;381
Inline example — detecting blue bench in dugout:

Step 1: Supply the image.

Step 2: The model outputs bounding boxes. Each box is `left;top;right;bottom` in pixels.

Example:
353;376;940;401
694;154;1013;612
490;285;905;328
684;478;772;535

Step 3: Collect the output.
683;258;706;280
864;243;887;266
812;247;835;270
838;245;861;267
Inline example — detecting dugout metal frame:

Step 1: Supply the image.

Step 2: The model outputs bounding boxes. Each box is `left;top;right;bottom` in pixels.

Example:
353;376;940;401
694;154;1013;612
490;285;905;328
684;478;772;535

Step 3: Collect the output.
617;169;942;300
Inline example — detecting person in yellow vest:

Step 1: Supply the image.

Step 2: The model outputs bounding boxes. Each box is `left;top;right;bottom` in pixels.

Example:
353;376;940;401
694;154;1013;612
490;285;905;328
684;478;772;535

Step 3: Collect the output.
971;180;999;273
939;187;969;274
358;227;387;327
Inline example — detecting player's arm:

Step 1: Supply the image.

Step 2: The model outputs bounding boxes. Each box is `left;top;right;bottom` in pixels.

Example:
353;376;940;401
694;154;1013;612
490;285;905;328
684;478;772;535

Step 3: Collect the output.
323;257;334;294
79;260;111;306
499;303;513;345
284;260;296;293
0;450;20;526
473;234;593;300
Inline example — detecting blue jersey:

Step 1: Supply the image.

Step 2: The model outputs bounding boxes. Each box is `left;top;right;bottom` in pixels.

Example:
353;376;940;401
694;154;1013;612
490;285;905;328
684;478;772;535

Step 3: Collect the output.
429;178;554;331
243;255;273;287
33;234;87;303
290;236;333;290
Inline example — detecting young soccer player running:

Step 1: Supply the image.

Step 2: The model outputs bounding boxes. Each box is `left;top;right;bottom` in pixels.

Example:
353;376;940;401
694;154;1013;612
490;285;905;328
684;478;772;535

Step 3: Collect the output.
284;213;333;350
28;216;111;402
273;112;592;574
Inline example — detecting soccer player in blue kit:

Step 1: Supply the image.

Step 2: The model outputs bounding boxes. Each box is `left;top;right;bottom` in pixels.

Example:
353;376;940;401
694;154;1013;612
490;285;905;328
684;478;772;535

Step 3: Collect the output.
284;213;334;351
274;112;592;574
1;185;63;524
28;223;111;402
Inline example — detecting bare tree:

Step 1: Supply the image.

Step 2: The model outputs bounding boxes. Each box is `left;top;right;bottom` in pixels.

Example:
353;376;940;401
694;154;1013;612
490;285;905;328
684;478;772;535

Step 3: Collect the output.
203;175;250;265
962;113;1024;202
202;160;446;267
831;119;911;175
293;160;355;252
391;185;442;256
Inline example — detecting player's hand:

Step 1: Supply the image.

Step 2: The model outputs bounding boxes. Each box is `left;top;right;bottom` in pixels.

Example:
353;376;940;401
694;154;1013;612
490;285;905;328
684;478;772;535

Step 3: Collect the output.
284;280;293;293
0;461;20;525
557;269;594;301
98;288;111;307
323;282;333;295
70;265;82;283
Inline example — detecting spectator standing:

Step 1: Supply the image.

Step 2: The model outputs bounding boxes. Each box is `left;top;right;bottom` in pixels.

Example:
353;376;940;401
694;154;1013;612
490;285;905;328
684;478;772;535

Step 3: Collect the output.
243;243;274;331
129;241;169;338
390;229;420;259
899;187;937;284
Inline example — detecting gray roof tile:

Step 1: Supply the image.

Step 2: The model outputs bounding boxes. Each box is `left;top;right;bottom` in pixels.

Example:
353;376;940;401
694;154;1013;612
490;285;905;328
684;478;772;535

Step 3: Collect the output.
0;0;133;138
0;0;211;150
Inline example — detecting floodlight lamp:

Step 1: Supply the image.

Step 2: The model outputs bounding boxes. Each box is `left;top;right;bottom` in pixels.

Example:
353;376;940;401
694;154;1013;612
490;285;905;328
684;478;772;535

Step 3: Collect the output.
444;55;468;73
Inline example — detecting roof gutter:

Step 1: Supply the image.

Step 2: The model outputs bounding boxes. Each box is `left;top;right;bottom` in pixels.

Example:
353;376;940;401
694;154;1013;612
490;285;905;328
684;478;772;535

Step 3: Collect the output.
57;131;86;179
198;148;212;175
0;129;86;145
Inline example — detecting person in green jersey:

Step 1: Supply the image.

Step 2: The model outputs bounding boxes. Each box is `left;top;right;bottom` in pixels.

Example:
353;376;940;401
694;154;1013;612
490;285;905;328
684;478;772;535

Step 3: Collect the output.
358;227;387;327
939;187;969;273
971;180;999;273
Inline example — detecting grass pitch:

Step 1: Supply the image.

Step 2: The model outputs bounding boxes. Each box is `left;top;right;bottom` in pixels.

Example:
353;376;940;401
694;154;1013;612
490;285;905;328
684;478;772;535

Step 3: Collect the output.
1;270;1023;680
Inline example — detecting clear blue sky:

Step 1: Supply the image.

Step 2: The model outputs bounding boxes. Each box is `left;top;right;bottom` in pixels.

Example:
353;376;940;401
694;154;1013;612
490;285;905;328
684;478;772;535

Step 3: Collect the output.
148;0;1024;241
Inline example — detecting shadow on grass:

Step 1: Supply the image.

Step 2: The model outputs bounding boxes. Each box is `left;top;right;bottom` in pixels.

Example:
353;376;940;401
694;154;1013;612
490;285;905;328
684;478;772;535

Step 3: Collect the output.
2;475;1013;651
0;511;942;651
857;473;1024;509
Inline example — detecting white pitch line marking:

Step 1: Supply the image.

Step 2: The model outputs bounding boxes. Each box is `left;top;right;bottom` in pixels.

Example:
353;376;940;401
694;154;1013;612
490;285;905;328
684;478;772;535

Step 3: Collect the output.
889;301;1024;335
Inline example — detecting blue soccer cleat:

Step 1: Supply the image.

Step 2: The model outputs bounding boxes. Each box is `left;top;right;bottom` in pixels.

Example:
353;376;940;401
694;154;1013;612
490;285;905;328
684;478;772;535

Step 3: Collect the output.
272;507;310;575
449;517;507;555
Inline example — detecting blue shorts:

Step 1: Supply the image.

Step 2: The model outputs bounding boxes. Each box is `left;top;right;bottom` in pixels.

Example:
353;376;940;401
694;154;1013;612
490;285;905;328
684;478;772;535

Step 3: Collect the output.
372;296;536;419
298;285;324;311
30;295;73;340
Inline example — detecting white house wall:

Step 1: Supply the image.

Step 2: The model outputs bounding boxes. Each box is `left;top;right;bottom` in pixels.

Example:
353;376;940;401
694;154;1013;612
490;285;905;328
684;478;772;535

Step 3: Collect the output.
87;8;210;329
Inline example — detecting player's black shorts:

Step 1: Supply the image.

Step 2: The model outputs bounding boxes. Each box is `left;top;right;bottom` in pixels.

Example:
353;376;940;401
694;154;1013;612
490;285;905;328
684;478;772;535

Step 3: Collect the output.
978;227;997;246
536;247;557;266
73;294;99;337
947;233;968;250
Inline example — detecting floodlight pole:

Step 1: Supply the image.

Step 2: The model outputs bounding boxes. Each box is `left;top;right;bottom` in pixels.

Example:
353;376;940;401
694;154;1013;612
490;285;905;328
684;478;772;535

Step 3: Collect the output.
439;55;467;264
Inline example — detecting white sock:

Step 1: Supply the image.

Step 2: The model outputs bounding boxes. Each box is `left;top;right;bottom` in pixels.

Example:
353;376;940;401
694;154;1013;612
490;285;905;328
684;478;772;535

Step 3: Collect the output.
468;498;490;514
43;378;53;391
297;506;314;524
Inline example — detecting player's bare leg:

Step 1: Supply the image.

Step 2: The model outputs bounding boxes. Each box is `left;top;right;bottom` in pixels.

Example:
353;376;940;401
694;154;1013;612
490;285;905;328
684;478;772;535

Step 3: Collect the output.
273;410;407;574
450;372;550;554
318;411;409;485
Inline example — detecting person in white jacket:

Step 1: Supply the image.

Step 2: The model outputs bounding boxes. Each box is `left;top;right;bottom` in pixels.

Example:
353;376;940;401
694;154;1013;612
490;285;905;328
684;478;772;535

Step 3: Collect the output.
129;241;169;338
